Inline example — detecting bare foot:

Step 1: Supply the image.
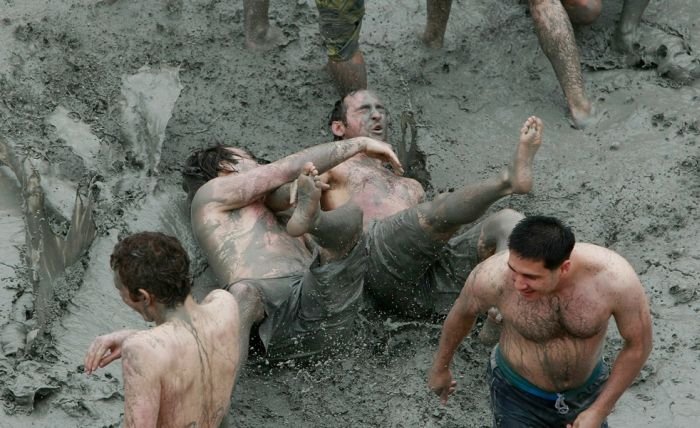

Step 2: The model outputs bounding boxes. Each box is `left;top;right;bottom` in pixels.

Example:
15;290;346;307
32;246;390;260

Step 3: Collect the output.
419;29;444;49
503;116;543;194
286;163;326;237
570;102;596;130
245;24;282;51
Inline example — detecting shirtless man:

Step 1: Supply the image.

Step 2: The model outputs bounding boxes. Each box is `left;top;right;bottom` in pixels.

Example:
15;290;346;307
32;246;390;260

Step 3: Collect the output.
428;216;653;427
321;89;537;317
181;137;402;361
84;232;241;427
420;0;650;128
244;0;366;95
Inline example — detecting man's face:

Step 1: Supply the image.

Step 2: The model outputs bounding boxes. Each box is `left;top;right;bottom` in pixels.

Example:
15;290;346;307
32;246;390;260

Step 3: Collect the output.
336;91;387;141
506;252;562;300
218;147;257;176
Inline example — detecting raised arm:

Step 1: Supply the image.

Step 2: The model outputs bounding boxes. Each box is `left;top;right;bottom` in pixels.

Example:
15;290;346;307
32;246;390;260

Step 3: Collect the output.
428;261;498;404
122;338;161;428
568;258;653;428
193;137;402;213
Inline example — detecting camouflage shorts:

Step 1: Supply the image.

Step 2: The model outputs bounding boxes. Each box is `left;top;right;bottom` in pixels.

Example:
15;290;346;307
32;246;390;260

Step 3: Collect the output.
315;0;365;61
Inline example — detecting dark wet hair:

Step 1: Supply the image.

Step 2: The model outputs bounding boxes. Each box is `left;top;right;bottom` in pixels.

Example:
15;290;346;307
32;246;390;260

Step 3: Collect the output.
328;90;364;141
507;216;575;270
110;232;191;307
181;145;249;201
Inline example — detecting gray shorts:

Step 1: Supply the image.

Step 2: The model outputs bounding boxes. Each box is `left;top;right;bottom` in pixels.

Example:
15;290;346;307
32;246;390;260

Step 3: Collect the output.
365;208;481;317
230;240;367;360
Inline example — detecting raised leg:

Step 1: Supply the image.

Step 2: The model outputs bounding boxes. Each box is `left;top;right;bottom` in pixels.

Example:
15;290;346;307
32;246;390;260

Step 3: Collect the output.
287;163;363;262
529;0;593;128
327;50;367;97
417;117;542;239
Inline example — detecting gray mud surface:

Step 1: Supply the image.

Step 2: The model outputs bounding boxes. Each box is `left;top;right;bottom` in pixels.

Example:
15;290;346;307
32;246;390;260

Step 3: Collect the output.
0;0;699;426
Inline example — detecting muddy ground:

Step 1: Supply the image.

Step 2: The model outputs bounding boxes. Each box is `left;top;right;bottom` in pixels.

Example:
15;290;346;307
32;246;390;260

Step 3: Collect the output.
0;0;698;426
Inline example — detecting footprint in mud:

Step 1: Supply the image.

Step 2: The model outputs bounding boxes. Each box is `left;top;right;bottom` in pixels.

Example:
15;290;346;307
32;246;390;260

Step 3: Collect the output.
398;111;433;194
637;22;700;85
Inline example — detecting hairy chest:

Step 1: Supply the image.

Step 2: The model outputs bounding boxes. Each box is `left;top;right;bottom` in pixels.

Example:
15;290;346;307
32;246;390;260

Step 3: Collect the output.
501;292;608;343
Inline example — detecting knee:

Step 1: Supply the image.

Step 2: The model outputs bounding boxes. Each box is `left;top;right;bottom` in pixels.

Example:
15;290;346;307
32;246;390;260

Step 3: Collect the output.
562;0;602;25
227;283;264;322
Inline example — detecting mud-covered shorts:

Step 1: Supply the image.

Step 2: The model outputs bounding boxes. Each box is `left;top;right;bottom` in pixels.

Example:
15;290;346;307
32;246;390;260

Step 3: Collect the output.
227;240;367;360
365;208;481;317
315;0;365;61
488;345;610;427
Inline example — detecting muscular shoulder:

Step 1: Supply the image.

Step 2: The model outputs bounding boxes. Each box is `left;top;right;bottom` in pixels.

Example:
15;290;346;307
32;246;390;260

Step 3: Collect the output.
575;243;643;296
202;290;239;315
462;252;509;310
122;331;167;378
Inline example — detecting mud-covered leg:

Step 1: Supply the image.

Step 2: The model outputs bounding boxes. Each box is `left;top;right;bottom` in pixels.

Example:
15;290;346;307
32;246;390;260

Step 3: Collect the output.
613;0;650;54
327;51;368;97
421;0;453;49
287;163;362;262
529;0;593;129
417;117;542;239
243;0;281;50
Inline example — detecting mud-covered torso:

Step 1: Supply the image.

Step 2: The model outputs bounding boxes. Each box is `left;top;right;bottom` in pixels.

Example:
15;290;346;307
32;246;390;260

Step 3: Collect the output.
193;202;311;284
322;154;425;228
497;265;611;392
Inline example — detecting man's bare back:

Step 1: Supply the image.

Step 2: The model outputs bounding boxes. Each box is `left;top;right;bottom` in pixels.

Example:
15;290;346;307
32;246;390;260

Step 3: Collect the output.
120;290;239;427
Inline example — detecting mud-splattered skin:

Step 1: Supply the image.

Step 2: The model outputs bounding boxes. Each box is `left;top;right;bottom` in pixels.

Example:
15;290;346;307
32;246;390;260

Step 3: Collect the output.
322;155;424;228
189;138;400;284
433;242;652;404
120;291;240;428
324;90;424;228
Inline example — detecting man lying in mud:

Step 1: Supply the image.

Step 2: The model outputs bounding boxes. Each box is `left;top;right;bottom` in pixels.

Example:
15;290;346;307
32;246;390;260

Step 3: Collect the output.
181;111;541;362
429;216;653;427
322;89;534;321
84;232;241;427
182;137;401;361
244;0;367;95
420;0;650;128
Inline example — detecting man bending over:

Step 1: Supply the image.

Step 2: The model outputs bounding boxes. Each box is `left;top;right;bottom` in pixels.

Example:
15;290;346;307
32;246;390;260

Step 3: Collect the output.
429;216;652;427
84;232;241;427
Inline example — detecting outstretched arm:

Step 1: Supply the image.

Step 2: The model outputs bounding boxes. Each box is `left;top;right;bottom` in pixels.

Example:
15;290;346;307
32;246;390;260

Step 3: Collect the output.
193;137;402;213
428;262;495;404
567;261;653;428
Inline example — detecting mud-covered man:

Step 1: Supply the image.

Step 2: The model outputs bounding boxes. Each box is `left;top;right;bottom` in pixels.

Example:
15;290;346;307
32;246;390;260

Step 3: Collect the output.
420;0;650;128
320;89;540;318
182;137;402;361
428;216;653;427
244;0;367;95
84;232;241;427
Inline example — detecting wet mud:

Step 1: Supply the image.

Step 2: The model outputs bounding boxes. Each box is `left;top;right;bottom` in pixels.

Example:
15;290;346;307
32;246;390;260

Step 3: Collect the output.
0;0;698;426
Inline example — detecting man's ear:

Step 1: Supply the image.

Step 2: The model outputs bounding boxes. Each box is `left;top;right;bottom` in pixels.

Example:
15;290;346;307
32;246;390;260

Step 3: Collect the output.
137;289;152;306
560;259;572;275
331;121;346;139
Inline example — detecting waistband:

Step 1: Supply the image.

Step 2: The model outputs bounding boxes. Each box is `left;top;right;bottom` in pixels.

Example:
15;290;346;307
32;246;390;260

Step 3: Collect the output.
492;344;603;401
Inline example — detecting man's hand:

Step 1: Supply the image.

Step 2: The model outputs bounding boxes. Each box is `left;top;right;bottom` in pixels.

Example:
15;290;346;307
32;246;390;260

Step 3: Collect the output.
84;329;137;375
357;137;404;175
428;367;457;404
566;407;607;428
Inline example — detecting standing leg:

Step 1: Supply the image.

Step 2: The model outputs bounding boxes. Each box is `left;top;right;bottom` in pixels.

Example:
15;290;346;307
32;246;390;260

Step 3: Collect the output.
327;51;368;97
529;0;593;129
243;0;281;50
421;0;453;49
613;0;650;53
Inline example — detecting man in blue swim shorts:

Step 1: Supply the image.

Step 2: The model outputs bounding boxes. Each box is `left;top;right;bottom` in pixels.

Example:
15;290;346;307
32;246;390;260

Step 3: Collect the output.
429;216;652;427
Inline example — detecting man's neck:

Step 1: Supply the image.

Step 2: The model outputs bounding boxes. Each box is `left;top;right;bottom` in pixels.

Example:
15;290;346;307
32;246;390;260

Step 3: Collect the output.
154;295;197;326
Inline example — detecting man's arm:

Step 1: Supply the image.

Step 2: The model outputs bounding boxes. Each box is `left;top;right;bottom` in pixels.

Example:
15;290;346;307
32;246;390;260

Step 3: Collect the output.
428;262;495;404
193;137;402;213
569;259;653;427
122;338;161;428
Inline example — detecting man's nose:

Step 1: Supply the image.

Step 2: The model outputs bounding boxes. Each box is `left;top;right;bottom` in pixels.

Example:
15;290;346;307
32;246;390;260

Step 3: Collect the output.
371;108;383;120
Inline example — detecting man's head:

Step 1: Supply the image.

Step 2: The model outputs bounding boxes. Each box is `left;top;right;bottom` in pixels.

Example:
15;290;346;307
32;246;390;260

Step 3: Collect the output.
181;145;257;201
110;232;192;321
506;216;575;298
329;89;387;142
